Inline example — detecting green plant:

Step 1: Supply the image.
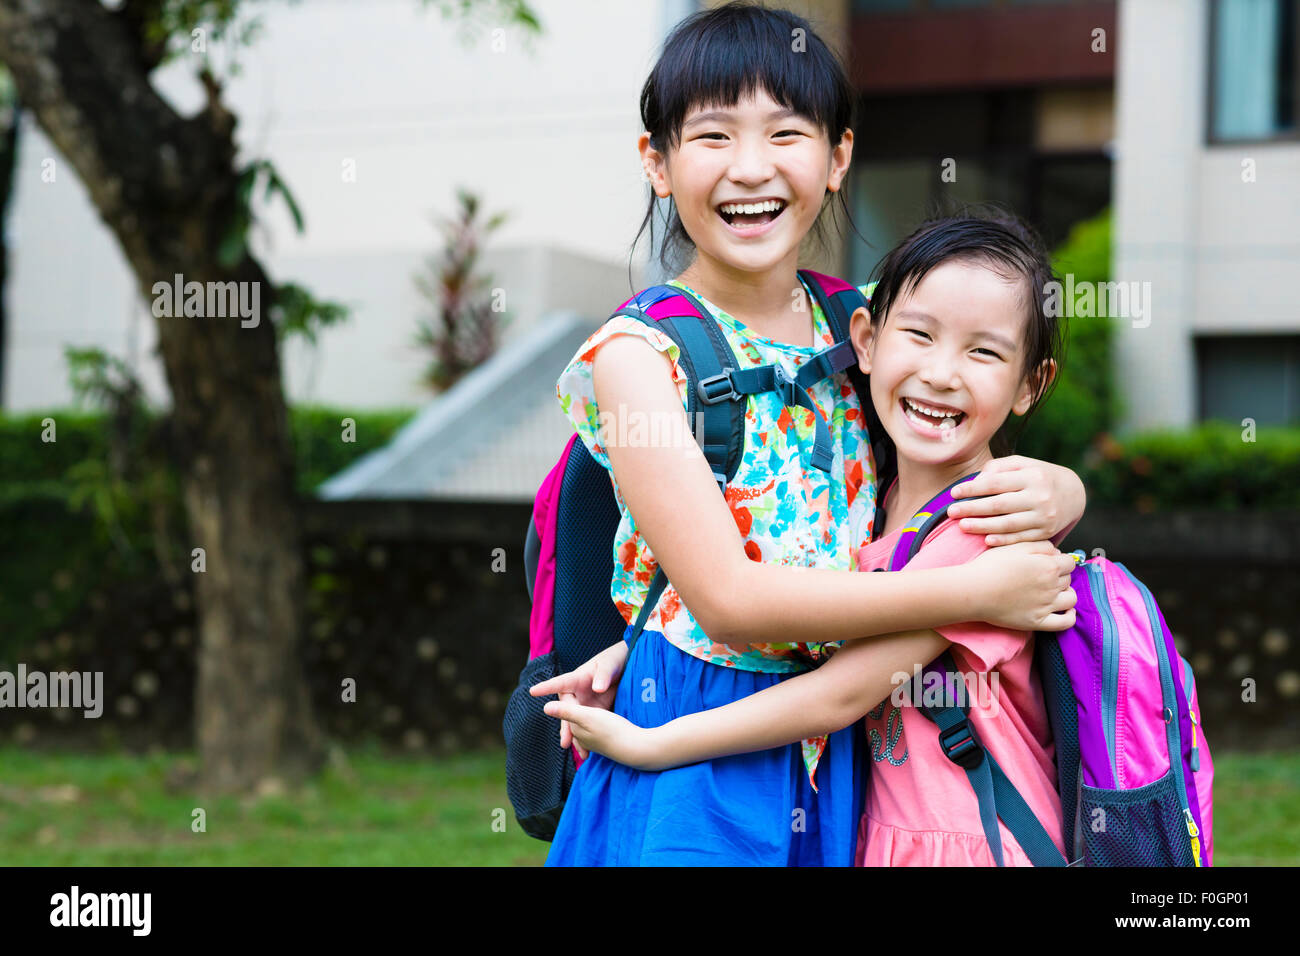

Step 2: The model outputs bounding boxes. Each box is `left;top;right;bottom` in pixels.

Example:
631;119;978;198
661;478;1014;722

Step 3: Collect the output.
1082;423;1300;511
1014;207;1119;470
413;188;510;392
291;407;419;492
61;348;184;573
0;404;418;658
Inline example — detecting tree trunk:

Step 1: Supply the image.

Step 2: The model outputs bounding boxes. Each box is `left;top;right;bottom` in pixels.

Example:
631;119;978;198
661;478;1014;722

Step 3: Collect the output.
0;0;323;792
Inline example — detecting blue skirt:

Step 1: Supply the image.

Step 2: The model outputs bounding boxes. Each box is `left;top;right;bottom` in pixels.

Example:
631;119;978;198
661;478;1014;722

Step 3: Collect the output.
545;626;865;866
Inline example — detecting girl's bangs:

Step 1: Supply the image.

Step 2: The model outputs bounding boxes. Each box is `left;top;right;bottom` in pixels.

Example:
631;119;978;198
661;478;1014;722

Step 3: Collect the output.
652;20;844;152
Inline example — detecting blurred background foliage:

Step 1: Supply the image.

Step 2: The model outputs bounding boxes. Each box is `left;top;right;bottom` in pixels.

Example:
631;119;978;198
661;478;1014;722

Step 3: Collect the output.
1016;206;1120;472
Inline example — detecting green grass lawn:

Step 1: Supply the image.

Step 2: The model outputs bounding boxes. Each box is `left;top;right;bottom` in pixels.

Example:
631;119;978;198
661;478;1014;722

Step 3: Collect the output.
0;745;1294;865
0;744;547;866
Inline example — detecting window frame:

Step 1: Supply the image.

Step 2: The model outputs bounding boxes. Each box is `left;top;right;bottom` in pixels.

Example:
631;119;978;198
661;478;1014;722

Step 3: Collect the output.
1206;0;1300;146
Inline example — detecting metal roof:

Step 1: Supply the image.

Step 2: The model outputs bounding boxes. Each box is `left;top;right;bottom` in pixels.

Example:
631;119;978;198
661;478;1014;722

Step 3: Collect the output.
317;311;596;501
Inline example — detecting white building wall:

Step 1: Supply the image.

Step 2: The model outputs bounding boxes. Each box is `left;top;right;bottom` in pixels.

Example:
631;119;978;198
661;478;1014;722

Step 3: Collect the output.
4;0;686;412
1113;0;1300;432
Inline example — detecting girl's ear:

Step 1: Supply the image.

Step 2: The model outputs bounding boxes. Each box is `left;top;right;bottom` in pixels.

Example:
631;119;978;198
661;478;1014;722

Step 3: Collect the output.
639;132;671;199
826;128;854;193
849;306;874;374
1012;358;1057;416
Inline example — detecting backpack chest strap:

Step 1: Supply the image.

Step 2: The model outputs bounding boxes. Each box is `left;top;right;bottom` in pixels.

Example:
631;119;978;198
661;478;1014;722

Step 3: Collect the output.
694;337;855;474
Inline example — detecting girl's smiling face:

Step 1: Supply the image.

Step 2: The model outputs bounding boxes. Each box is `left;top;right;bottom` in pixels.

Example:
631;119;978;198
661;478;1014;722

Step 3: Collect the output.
852;259;1054;469
640;87;851;275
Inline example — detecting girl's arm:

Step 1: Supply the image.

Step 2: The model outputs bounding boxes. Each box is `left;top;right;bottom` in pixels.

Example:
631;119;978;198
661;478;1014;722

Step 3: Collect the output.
589;335;1077;647
545;628;950;771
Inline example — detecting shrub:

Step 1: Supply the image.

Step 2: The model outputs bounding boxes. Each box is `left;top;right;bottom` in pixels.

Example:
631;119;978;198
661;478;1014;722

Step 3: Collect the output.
0;406;416;498
0;406;417;657
1013;207;1120;470
1082;423;1300;511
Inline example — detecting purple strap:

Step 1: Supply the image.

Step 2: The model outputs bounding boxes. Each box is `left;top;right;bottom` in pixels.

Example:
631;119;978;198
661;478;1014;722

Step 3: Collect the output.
887;473;982;572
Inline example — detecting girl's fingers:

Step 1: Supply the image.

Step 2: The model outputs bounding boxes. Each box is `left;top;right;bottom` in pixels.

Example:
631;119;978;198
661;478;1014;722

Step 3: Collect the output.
530;673;573;697
950;490;1028;522
1039;608;1077;631
950;470;1023;503
957;510;1034;536
983;529;1045;547
1053;587;1077;612
557;693;574;747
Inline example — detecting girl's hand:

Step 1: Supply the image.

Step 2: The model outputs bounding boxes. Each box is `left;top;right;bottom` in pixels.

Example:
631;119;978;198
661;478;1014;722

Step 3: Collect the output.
968;540;1078;631
948;456;1086;546
543;699;662;770
529;639;629;759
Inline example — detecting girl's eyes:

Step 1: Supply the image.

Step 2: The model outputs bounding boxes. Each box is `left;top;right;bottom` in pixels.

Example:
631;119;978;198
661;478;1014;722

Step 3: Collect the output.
698;130;804;141
904;329;1002;359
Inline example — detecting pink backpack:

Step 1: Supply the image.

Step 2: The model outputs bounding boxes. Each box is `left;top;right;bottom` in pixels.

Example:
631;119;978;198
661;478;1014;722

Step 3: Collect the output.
889;473;1214;866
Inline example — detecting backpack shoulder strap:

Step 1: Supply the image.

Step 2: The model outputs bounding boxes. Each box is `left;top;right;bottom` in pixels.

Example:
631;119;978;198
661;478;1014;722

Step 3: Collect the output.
797;269;896;495
611;283;744;492
916;651;1069;867
886;472;984;571
885;470;1067;867
609;284;744;655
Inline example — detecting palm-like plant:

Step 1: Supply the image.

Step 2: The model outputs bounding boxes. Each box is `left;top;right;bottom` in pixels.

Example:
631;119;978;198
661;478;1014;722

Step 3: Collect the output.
414;188;509;392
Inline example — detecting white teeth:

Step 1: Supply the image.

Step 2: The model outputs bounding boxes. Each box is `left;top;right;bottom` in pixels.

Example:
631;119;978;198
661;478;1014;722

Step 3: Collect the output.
904;397;962;419
939;417;955;430
719;199;786;215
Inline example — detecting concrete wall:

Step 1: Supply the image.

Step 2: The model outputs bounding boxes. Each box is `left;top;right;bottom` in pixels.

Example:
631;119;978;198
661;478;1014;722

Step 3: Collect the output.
7;498;1296;752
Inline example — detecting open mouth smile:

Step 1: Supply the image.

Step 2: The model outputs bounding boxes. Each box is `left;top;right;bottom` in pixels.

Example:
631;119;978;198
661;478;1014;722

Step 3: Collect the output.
716;198;788;237
900;396;967;434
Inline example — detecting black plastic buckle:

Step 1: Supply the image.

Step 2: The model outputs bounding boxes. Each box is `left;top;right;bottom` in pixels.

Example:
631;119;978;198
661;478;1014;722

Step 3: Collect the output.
696;368;741;405
770;365;797;407
938;721;984;770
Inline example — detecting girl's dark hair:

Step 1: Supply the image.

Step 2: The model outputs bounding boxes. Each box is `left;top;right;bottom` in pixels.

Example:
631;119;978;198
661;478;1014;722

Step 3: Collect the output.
865;203;1066;458
631;1;863;284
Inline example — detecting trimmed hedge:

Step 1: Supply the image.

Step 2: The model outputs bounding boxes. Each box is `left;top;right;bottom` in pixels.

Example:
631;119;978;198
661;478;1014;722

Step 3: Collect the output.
1081;423;1300;511
0;406;417;497
290;406;418;493
0;406;416;658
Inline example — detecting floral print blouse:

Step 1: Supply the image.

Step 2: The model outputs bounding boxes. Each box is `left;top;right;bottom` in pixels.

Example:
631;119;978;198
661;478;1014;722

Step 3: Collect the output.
555;278;879;787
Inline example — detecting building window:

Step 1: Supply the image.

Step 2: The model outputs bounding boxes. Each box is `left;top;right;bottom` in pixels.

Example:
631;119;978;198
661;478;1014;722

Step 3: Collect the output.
852;0;915;11
851;0;1079;10
851;0;915;12
1209;0;1298;142
848;90;1110;283
1196;335;1300;425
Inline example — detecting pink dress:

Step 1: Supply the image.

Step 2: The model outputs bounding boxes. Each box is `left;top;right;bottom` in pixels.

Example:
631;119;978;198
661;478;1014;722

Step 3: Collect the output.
853;510;1066;866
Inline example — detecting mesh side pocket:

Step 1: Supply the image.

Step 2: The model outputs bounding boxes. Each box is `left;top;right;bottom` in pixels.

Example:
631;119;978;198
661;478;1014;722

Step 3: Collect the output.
1079;769;1196;866
1037;636;1080;861
503;652;577;842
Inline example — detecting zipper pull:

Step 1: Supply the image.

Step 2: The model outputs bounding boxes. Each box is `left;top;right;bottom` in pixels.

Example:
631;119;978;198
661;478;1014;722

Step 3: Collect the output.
1184;808;1203;867
1189;710;1200;771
